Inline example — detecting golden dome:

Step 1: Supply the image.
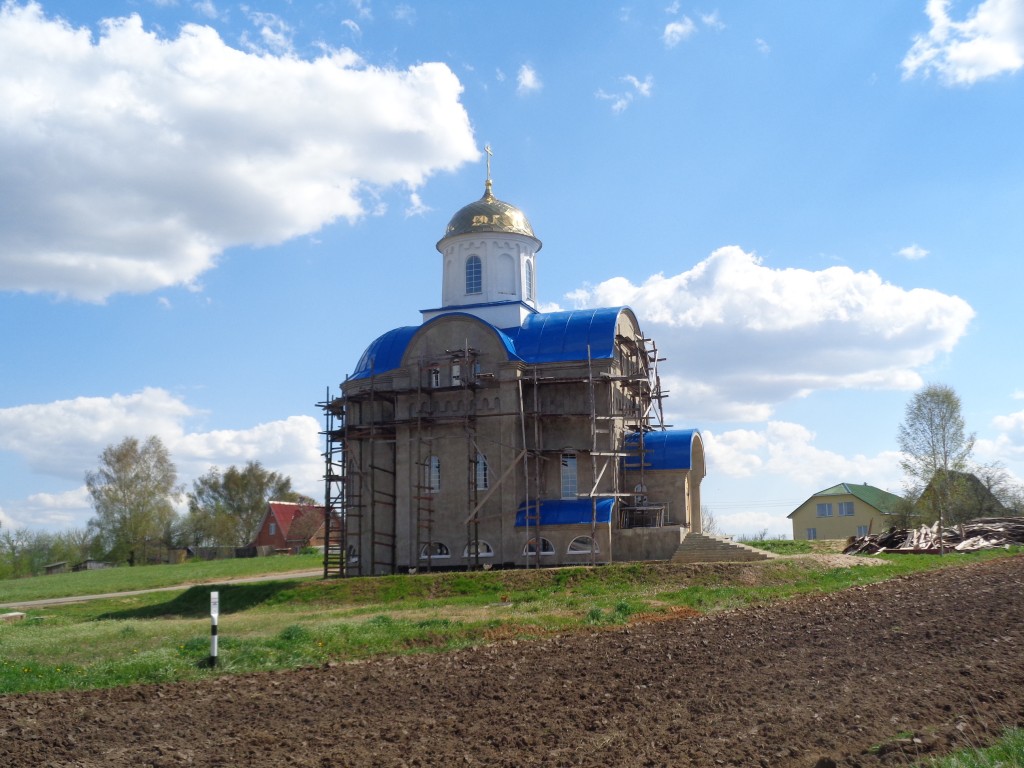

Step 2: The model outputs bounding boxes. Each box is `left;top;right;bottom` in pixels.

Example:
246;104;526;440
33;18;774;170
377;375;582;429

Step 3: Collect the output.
439;180;538;243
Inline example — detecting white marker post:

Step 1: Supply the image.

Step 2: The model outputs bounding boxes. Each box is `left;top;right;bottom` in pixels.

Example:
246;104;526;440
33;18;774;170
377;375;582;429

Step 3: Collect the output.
209;590;219;668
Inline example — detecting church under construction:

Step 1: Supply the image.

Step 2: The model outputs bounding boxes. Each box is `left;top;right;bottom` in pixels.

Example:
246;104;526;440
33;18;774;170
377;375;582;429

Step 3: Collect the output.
319;166;705;576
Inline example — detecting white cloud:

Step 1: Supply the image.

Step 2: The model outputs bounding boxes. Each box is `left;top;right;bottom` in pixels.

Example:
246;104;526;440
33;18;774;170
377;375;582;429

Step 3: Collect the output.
517;64;542;95
405;192;431;217
596;74;654;113
241;10;294;55
567;245;975;420
701;11;725;30
663;18;696;47
0;388;322;530
596;89;632;113
665;1;681;14
193;1;219;21
897;243;930;259
341;18;361;35
0;3;477;301
755;37;771;54
350;0;373;21
704;423;905;496
903;0;1024;85
623;74;654;97
393;4;415;23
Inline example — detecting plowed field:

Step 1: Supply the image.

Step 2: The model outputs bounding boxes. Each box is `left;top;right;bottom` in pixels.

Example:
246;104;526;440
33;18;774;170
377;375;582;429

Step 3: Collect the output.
3;555;1023;767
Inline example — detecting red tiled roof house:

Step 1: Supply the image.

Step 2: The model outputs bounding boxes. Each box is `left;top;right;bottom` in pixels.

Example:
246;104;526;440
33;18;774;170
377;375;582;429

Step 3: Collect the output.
252;501;327;552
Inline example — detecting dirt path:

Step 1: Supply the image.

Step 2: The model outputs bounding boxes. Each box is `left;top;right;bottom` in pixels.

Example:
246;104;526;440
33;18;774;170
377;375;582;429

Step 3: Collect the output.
3;555;1023;767
0;569;323;609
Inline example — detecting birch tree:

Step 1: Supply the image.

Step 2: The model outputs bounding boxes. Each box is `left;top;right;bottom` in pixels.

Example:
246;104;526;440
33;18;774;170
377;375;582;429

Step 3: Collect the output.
86;436;181;565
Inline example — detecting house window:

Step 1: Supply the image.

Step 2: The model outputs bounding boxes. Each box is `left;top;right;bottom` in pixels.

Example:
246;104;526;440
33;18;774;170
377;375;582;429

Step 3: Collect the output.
269;522;276;536
567;536;599;555
466;255;482;294
463;540;494;558
419;542;451;559
838;501;855;517
806;528;817;540
856;525;869;537
561;452;578;499
525;259;534;301
429;368;441;388
475;452;489;491
523;537;555;556
425;456;441;493
816;503;833;517
451;364;462;387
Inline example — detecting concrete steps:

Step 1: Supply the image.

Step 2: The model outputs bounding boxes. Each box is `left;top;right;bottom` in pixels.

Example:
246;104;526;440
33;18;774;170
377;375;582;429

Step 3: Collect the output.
670;532;780;564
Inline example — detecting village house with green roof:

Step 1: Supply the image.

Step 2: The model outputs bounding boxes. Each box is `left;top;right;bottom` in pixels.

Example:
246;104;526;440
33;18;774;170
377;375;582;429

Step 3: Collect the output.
788;482;903;541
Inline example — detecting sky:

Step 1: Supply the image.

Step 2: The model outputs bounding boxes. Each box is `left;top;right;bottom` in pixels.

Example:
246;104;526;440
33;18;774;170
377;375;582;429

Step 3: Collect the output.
1;0;1023;539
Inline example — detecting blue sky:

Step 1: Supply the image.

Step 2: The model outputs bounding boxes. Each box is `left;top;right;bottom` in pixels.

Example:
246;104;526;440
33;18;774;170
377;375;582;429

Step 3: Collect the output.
1;0;1022;537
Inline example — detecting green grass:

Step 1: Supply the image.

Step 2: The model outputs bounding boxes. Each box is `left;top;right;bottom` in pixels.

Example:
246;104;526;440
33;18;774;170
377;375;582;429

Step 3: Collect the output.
915;728;1024;767
1;547;1019;695
0;553;323;604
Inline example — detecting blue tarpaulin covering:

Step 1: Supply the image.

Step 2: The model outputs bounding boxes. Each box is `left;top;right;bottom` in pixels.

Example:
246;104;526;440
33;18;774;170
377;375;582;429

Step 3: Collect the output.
349;307;631;379
622;430;699;471
514;498;615;527
503;308;625;363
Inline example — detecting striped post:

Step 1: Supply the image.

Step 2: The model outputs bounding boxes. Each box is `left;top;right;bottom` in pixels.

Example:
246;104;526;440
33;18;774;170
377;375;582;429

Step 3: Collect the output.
209;591;219;667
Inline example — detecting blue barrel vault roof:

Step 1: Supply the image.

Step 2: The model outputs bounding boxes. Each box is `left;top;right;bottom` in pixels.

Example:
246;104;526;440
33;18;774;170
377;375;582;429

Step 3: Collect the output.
622;430;703;472
348;307;633;380
514;498;615;527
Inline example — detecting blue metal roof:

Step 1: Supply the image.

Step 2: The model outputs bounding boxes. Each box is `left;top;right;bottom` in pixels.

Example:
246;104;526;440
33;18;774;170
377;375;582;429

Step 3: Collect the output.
622;430;701;471
514;498;615;527
349;308;631;379
349;326;420;381
502;308;626;363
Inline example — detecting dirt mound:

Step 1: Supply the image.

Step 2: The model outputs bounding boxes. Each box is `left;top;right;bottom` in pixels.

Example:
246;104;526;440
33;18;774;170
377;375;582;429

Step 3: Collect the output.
3;555;1023;767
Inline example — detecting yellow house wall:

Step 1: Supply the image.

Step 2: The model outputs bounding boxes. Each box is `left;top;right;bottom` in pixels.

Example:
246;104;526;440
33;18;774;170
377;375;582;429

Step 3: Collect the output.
789;493;887;540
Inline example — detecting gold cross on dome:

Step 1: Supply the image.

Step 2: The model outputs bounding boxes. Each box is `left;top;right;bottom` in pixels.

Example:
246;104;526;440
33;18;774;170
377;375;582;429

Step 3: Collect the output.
484;144;493;182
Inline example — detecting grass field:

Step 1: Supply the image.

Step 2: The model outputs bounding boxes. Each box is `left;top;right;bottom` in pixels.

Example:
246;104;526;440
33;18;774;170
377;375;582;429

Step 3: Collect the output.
0;553;323;604
2;545;1019;697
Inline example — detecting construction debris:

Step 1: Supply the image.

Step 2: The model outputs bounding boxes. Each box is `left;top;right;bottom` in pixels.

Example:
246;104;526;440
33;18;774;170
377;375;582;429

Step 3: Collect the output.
843;517;1024;555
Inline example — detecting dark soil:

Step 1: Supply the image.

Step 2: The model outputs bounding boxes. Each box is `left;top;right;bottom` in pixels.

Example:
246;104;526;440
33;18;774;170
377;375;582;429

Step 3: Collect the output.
3;555;1023;767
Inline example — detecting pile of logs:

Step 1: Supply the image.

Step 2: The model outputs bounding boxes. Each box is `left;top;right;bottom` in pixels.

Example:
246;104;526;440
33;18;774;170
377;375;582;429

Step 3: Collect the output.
843;517;1024;555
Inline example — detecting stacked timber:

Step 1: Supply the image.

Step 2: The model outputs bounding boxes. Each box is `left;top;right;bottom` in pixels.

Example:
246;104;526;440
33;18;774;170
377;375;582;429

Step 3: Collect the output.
843;517;1024;555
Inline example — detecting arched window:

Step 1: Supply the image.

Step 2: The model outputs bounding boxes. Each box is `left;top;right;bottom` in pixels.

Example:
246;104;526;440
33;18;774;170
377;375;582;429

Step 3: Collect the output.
525;259;534;300
463;540;494;558
633;483;648;507
560;452;577;499
419;541;451;559
523;537;555;556
475;451;489;491
567;536;599;555
425;456;441;493
346;544;359;564
465;255;482;294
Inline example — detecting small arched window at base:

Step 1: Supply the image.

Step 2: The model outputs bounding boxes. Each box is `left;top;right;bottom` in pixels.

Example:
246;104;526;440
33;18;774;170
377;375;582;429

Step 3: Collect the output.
567;536;599;555
346;544;359;565
463;540;494;558
523;537;555;556
419;541;451;559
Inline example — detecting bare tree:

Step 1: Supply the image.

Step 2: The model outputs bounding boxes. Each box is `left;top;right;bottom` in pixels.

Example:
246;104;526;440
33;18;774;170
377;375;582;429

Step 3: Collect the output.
86;436;181;565
700;504;723;536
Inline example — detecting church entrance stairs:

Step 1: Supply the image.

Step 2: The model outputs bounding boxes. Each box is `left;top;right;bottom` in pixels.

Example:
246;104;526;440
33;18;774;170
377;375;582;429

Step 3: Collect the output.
669;532;780;564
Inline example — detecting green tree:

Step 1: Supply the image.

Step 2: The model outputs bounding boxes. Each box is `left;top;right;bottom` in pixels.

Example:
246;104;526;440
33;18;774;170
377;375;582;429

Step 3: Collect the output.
897;384;975;536
85;436;181;565
186;461;313;547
